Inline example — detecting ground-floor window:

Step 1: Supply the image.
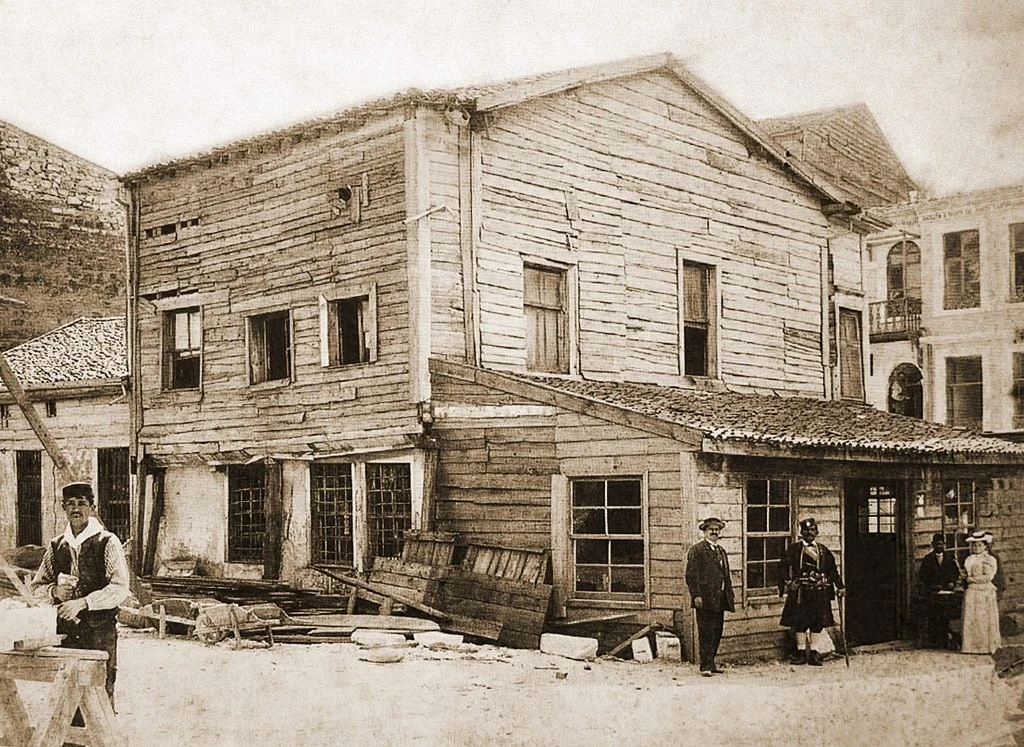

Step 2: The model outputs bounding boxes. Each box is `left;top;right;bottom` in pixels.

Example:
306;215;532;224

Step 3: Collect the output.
367;463;412;559
311;463;355;566
227;463;266;563
858;484;896;534
16;450;42;546
744;479;791;592
97;447;132;542
569;477;645;599
943;480;979;565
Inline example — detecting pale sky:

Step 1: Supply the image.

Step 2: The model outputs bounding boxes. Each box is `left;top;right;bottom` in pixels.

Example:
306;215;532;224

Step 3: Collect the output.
0;0;1021;197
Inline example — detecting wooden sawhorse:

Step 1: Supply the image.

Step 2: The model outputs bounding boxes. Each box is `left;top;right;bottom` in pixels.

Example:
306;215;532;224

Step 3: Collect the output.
0;646;124;746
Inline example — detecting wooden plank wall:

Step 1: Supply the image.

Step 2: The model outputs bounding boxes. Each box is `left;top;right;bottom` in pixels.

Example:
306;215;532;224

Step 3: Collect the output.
0;394;130;548
471;70;831;395
134;114;421;459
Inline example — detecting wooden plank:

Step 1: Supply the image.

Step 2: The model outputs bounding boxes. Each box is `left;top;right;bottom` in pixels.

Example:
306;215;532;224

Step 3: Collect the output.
606;624;657;657
0;676;33;746
311;566;450;621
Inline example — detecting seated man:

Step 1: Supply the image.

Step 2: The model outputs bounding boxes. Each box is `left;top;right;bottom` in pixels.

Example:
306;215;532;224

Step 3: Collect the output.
916;533;962;648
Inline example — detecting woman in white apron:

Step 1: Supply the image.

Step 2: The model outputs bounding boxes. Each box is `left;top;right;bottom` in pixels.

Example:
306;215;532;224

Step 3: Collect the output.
961;530;1001;654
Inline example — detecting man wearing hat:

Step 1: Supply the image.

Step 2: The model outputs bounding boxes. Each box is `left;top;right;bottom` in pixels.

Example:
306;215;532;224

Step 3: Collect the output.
916;532;962;648
685;517;735;676
31;481;131;706
778;517;844;665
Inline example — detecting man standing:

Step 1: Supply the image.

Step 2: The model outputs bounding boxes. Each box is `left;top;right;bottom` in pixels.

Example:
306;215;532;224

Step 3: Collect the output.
31;481;131;705
916;532;962;648
778;517;845;666
685;517;735;676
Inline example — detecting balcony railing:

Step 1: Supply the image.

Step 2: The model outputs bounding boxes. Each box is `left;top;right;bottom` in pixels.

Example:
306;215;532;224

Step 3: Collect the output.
869;297;922;341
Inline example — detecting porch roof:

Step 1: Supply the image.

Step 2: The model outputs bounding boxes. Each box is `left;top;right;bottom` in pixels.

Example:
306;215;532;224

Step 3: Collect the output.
0;317;127;390
490;370;1024;462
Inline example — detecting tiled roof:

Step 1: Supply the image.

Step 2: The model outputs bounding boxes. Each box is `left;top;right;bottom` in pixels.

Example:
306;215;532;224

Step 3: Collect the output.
0;317;127;388
760;103;917;208
504;373;1024;459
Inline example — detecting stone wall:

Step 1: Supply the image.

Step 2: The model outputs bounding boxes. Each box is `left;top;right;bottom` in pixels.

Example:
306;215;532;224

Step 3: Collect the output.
0;120;126;349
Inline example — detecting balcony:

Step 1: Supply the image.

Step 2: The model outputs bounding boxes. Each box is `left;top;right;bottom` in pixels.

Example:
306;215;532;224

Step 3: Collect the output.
869;297;921;342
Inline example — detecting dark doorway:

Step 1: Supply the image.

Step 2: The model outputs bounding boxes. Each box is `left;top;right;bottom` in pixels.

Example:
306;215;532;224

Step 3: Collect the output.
16;450;42;546
844;480;906;646
887;363;923;419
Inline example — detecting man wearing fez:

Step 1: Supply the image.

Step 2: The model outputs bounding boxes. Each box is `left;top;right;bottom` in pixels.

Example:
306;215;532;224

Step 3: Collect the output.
31;481;131;705
916;532;962;648
778;517;845;666
685;517;735;676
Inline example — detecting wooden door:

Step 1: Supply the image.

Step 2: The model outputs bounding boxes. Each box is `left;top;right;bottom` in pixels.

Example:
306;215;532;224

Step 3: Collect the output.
843;480;905;645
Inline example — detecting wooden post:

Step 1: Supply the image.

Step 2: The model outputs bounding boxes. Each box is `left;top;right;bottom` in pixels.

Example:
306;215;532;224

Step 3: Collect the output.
0;351;74;484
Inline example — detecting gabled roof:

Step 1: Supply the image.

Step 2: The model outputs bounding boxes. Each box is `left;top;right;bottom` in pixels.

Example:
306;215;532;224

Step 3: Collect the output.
0;317;127;389
760;103;918;208
433;361;1024;463
122;54;850;207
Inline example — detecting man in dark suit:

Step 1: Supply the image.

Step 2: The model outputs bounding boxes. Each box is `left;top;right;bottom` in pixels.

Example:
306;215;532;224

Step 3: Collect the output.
917;532;963;648
685;517;736;676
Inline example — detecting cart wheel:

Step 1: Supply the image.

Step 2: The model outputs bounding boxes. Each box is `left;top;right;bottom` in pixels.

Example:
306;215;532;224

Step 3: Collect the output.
196;629;229;645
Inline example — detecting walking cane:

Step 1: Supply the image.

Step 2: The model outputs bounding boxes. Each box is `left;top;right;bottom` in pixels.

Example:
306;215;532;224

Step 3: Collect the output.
839;593;850;668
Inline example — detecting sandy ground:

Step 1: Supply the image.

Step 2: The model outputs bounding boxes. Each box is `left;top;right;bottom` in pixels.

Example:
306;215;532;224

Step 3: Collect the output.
14;628;1020;746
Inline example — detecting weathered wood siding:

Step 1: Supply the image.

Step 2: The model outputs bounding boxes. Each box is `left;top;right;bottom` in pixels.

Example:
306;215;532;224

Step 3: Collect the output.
134;114;422;458
0;394;129;547
467;71;831;394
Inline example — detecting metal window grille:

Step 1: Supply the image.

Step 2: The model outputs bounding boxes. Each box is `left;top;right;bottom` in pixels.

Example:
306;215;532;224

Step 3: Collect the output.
570;478;645;596
227;463;266;563
97;447;132;542
311;463;355;565
16;450;42;546
744;479;791;590
366;463;412;559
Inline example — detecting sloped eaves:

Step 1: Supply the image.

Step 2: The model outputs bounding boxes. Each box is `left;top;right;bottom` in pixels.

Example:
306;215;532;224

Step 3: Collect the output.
431;360;1024;465
122;53;851;209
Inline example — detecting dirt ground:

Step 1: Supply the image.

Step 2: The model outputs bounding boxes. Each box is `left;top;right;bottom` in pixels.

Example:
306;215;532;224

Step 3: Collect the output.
14;628;1020;746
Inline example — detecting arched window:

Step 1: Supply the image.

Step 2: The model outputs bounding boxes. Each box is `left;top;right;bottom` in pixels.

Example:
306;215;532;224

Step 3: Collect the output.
888;363;923;419
887;240;921;300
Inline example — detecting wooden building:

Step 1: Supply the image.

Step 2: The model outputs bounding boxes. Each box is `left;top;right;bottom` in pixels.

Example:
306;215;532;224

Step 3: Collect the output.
0;317;131;548
122;53;1024;660
864;183;1024;441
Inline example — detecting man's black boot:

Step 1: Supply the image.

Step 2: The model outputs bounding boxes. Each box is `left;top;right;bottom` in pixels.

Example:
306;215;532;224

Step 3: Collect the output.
807;650;823;666
789;649;807;665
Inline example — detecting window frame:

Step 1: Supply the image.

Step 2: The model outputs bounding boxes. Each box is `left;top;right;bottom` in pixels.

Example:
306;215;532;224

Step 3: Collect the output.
942;229;981;310
743;478;792;598
318;284;378;368
1014;352;1024;430
942;480;980;566
886;240;922;301
680;260;718;378
161;306;203;391
567;475;648;604
310;462;356;567
945;355;983;430
838;307;865;401
247;309;294;386
1011;223;1024;303
523;263;569;374
16;449;43;547
226;462;267;564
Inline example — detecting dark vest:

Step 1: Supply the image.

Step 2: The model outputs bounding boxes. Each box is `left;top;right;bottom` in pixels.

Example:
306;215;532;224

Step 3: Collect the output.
51;532;118;629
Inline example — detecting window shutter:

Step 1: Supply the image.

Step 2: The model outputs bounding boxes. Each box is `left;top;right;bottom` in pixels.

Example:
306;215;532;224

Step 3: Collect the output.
318;294;330;367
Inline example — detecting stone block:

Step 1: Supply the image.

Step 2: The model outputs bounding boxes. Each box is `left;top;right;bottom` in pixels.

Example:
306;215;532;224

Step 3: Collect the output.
654;631;682;662
539;632;599;661
631;637;654;663
350;630;408;647
413;631;464;648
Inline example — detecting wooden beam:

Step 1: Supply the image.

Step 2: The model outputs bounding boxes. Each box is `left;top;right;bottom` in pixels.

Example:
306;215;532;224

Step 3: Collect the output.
0;351;74;484
311;565;450;621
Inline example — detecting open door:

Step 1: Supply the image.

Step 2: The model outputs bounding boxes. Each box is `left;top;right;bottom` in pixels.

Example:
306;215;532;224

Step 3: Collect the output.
844;480;906;646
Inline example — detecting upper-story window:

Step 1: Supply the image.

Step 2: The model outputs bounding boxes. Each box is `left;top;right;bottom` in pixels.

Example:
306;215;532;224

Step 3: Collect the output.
249;310;292;385
162;307;202;390
1013;352;1024;429
319;287;377;368
524;264;568;373
946;356;982;430
887;240;921;300
838;308;864;400
682;262;717;377
943;229;981;310
1011;223;1024;303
